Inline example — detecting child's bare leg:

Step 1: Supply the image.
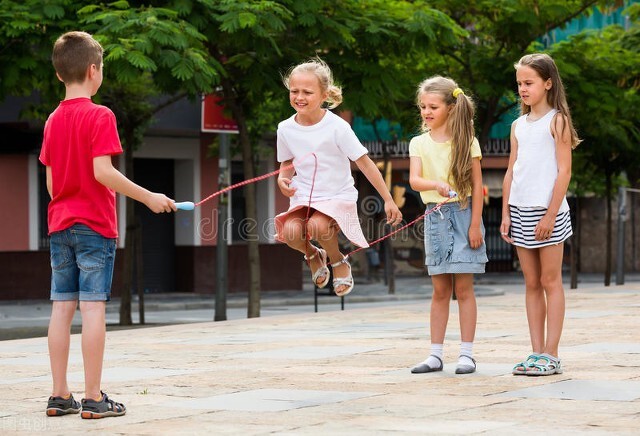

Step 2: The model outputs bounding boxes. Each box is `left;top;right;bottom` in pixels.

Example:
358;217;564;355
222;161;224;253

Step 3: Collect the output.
516;247;545;352
453;273;478;372
306;212;340;258
280;208;309;251
539;243;566;357
305;212;347;292
280;208;327;285
80;301;106;401
430;274;453;344
453;273;477;343
414;274;452;369
48;300;78;397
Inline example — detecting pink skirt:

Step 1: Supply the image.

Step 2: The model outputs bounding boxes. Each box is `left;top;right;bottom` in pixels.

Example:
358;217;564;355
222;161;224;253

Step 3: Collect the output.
274;199;369;248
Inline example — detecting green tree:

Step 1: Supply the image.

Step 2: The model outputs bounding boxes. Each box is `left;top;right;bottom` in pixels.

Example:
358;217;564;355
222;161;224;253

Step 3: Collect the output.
550;6;640;284
171;0;462;317
0;1;217;324
79;2;217;324
0;0;76;105
416;0;624;145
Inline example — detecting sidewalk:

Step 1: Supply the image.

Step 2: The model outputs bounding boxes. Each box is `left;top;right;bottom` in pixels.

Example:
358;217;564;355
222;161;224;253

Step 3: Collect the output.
1;276;639;434
1;272;638;339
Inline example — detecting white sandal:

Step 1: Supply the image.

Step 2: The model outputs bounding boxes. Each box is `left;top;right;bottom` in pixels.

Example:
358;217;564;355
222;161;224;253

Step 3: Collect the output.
304;247;329;288
331;255;354;297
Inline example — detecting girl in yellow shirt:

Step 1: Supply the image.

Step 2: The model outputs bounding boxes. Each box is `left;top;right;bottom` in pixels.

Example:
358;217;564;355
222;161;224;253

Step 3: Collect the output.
408;76;488;375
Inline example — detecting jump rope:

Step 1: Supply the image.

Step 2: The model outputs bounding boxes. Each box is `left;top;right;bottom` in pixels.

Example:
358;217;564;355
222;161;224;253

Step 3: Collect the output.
174;152;457;266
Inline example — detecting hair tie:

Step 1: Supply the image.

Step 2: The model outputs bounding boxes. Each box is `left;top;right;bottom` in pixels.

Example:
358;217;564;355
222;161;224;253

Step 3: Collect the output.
452;88;464;99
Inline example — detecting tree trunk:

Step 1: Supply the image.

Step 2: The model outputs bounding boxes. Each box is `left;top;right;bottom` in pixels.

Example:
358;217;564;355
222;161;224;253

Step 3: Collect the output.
119;142;134;325
241;138;261;318
136;215;145;325
382;148;395;295
371;121;395;295
478;98;499;149
605;171;612;286
220;79;261;318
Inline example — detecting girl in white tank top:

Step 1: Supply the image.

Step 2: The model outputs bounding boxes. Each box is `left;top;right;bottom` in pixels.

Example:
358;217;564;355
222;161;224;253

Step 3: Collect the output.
500;53;580;377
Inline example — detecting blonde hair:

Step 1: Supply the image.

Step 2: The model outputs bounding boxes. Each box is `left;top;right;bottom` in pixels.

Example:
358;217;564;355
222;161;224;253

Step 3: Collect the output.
416;76;476;207
52;31;103;84
283;57;343;109
515;53;581;149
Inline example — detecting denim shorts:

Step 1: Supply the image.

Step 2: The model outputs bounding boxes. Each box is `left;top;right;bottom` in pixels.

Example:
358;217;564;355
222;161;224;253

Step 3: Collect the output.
424;202;488;276
49;224;117;301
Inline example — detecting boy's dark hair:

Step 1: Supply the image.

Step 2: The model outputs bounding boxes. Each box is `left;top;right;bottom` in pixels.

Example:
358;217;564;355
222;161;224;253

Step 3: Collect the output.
52;31;103;84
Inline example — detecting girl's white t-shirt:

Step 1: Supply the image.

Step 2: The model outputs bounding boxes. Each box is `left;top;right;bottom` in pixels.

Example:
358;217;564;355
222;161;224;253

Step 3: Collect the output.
509;108;569;213
277;110;368;202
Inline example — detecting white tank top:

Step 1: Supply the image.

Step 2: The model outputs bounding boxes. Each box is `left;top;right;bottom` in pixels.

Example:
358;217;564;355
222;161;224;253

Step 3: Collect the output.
509;109;569;213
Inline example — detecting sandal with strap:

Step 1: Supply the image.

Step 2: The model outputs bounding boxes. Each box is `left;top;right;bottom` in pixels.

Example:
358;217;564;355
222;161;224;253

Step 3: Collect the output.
512;353;539;375
81;391;126;419
455;355;477;374
411;355;443;374
46;393;81;416
526;353;563;376
331;255;354;297
304;246;329;288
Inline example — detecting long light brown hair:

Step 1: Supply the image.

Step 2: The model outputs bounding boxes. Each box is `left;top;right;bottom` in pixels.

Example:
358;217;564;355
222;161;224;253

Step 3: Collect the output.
515;53;581;149
417;76;476;207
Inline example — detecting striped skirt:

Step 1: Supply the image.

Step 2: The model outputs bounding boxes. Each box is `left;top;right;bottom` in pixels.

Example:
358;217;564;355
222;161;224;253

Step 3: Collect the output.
509;205;573;248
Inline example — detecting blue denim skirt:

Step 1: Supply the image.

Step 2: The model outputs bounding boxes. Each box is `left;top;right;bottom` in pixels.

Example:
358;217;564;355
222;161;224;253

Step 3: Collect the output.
424;202;488;276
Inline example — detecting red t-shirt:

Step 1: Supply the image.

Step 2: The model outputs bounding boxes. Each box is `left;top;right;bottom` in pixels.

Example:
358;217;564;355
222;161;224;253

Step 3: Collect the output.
39;98;123;238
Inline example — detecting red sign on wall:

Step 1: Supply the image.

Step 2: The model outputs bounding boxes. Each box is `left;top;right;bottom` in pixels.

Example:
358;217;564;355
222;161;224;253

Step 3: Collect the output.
201;94;239;133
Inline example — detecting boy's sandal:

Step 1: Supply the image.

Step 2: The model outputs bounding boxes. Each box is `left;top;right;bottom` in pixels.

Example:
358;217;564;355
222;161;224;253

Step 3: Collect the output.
512;354;539;376
80;391;126;419
526;354;562;376
331;255;354;297
46;393;81;416
304;246;330;288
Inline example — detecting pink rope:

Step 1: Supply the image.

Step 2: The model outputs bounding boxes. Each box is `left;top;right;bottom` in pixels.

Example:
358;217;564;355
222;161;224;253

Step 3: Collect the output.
192;151;453;256
345;196;455;258
303;154;318;262
194;152;317;207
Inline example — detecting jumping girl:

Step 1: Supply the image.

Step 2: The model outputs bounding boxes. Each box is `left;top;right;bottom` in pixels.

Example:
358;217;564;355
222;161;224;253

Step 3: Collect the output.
274;58;402;297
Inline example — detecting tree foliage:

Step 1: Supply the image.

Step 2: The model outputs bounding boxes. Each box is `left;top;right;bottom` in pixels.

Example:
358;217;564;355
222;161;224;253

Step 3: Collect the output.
549;4;639;285
410;0;625;144
551;15;640;196
0;0;221;324
0;0;75;103
78;2;217;94
2;0;638;300
165;0;463;315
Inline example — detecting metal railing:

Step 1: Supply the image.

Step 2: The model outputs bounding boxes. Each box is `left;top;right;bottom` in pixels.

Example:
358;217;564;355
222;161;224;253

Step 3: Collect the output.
362;140;410;159
362;138;511;158
481;138;510;156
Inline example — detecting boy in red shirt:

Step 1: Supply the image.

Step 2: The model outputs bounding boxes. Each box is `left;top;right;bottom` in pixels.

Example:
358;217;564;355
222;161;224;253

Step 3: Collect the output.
40;31;176;419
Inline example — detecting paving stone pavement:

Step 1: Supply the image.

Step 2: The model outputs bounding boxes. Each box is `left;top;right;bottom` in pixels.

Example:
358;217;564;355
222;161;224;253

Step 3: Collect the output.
1;278;639;435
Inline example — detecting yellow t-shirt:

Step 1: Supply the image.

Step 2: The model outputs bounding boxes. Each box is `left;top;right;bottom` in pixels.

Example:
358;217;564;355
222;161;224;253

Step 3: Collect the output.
408;132;482;204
